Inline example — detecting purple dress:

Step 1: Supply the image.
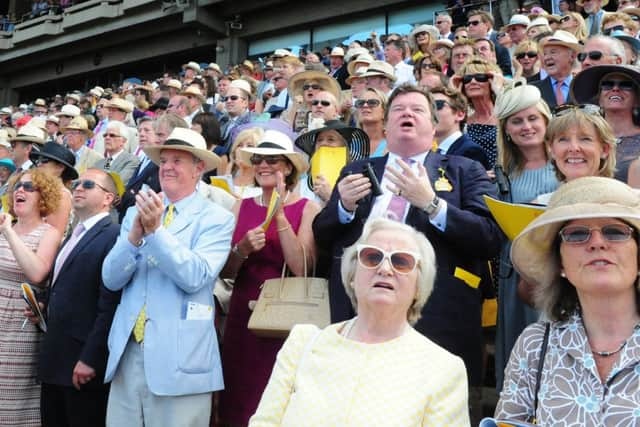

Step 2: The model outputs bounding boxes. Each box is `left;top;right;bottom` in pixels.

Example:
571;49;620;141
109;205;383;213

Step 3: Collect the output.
219;197;308;426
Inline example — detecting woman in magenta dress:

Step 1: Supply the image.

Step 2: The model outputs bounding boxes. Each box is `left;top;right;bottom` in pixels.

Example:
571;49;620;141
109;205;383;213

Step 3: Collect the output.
218;130;319;427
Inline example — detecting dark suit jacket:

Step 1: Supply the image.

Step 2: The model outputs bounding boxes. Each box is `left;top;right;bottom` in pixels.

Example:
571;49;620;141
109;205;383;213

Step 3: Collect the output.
531;76;576;110
312;152;503;385
332;64;349;90
445;133;490;170
118;161;160;222
495;44;512;76
38;216;121;388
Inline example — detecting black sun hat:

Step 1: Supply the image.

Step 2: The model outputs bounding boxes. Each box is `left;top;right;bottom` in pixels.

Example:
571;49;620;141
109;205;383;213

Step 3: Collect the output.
294;120;370;162
29;142;78;181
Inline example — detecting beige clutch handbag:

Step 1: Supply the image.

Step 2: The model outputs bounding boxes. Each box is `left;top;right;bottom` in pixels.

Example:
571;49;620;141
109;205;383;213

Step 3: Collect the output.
248;246;330;338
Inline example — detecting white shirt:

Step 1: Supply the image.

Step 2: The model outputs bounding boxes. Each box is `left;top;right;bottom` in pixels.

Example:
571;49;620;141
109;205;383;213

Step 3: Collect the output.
392;61;416;87
436;131;462;154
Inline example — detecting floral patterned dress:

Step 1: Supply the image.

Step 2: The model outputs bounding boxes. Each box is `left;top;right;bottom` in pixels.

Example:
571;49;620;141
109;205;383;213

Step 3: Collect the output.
496;314;640;426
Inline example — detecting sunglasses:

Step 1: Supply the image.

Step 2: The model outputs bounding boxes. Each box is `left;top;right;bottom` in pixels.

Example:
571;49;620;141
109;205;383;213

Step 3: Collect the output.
312;99;332;107
13;181;38;192
603;25;625;36
560;16;571;23
468;20;481;26
577;50;604;62
302;84;321;91
434;99;452;110
35;158;56;166
454;35;468;40
272;76;284;82
354;99;381;108
553;103;602;116
249;154;286;165
222;95;244;102
436;20;445;24
462;73;490;84
559;223;634;244
516;51;538;60
600;79;635;92
356;244;420;275
497;32;507;38
104;133;122;138
421;62;438;69
71;179;111;192
415;31;429;38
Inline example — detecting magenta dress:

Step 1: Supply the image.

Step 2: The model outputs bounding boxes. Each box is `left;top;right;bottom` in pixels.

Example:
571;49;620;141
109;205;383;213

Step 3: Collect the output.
219;197;308;426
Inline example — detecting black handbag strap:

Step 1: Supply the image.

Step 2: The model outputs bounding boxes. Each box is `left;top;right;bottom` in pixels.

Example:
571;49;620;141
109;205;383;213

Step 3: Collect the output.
530;322;551;423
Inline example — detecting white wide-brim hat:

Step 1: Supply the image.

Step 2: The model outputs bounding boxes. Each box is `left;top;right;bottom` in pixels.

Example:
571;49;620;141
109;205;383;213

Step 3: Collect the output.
239;130;308;181
144;128;221;172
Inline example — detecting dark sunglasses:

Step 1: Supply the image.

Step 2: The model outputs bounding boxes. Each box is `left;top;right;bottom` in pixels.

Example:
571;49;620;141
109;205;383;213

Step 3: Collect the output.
454;35;468;40
462;73;490;84
497;32;507;38
355;99;382;108
434;99;452;110
468;20;481;26
577;50;604;62
600;79;635;92
436;20;445;24
35;158;56;166
312;99;332;107
559;223;634;244
249;155;286;165
516;51;538;60
71;179;110;193
13;181;38;192
222;95;244;102
603;25;625;36
104;133;122;138
302;84;321;91
356;244;420;274
552;103;601;116
560;16;571;23
421;62;438;69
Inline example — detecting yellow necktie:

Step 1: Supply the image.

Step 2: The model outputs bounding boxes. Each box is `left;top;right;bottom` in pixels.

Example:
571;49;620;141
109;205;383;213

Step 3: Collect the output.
133;204;176;342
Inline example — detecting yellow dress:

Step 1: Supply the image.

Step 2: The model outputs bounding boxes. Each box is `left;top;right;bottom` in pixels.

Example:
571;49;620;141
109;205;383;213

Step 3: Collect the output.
249;322;470;427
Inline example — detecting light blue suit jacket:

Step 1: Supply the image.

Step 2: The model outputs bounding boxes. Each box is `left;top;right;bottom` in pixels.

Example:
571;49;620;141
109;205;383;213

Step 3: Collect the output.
103;191;234;396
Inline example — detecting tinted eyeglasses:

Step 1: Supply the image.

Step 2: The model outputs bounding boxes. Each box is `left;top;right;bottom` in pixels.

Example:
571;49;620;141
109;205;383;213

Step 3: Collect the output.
13;181;38;192
559;223;635;244
434;99;452;110
603;25;625;36
560;16;571;23
303;84;321;91
71;179;110;193
249;155;286;165
462;73;490;84
222;95;244;102
468;20;481;26
354;99;382;108
577;50;604;62
516;51;538;60
454;35;468;41
356;244;420;274
600;79;635;92
103;133;122;138
553;103;602;117
312;99;332;107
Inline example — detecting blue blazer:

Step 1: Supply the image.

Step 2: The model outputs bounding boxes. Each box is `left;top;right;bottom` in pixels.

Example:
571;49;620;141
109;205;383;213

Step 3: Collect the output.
38;216;120;388
445;133;490;170
103;192;235;396
312;152;504;385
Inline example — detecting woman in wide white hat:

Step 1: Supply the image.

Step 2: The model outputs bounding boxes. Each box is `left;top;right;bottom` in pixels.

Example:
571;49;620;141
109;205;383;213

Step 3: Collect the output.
496;176;640;425
218;129;320;426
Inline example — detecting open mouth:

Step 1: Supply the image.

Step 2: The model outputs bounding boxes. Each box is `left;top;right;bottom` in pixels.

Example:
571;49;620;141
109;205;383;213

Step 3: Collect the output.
400;120;414;129
373;282;394;290
588;259;612;266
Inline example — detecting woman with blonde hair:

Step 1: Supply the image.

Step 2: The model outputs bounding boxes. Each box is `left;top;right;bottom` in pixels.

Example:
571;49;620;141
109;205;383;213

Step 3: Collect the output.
559;12;587;42
225;127;264;199
512;40;541;82
451;57;504;169
493;80;558;390
250;218;469;426
408;24;439;63
355;87;387;157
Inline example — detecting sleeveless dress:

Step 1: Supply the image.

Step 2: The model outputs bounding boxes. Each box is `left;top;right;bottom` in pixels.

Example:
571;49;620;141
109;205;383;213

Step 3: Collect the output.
0;223;51;427
220;197;309;426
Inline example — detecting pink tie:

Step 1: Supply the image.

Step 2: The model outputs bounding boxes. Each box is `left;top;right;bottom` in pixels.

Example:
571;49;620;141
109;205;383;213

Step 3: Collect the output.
555;79;565;106
385;158;413;222
52;223;85;284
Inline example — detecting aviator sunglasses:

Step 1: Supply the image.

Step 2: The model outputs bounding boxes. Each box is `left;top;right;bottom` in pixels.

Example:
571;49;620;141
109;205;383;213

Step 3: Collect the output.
356;244;420;274
559;224;635;244
355;99;382;108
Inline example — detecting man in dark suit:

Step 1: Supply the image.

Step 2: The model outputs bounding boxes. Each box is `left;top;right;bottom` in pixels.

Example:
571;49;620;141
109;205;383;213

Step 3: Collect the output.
35;168;121;427
531;30;581;109
431;86;490;169
313;85;503;408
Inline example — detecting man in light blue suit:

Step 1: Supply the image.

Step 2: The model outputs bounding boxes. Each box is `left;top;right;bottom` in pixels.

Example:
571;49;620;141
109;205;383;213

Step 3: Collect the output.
102;128;234;427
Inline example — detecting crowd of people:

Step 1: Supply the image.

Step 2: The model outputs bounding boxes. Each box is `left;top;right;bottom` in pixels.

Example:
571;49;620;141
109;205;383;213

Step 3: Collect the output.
0;0;639;426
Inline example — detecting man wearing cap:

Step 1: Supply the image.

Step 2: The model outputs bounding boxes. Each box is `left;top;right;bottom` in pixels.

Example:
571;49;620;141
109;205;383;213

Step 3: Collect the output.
532;30;580;109
33;98;48;117
505;14;530;50
10;125;46;172
64;117;103;173
182;61;201;85
219;80;253;151
360;60;396;94
36;168;120;427
94;98;139;156
180;86;206;125
103;128;234;427
383;39;416;87
45;116;60;143
328;47;349;90
55;104;81;130
204;63;222;80
581;0;608;36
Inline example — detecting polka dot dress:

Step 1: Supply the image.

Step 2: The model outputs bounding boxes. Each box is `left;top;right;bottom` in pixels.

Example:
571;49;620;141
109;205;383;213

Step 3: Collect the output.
467;124;497;169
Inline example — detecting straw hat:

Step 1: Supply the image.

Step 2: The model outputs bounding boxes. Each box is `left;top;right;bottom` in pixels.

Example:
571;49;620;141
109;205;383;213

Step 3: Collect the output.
166;79;183;91
540;30;581;52
273;49;295;58
62;116;94;138
180;85;206;103
89;86;104;97
134;83;154;93
65;93;81;103
408;24;439;50
10;125;46;145
511;176;640;287
0;107;11;115
288;70;341;100
46;115;59;125
570;64;640;104
527;16;550;30
229;79;252;96
206;63;222;74
55;104;81;118
344;47;369;63
143;128;220;172
329;47;345;57
239;60;254;72
29;142;78;181
182;61;201;73
106;98;134;113
347;53;374;76
358;61;397;82
434;39;454;49
506;14;531;28
239;130;309;180
34;98;47;107
0;129;11;149
294;120;370;161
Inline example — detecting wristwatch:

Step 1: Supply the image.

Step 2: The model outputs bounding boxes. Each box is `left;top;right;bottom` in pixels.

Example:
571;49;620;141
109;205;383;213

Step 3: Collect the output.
423;196;440;216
